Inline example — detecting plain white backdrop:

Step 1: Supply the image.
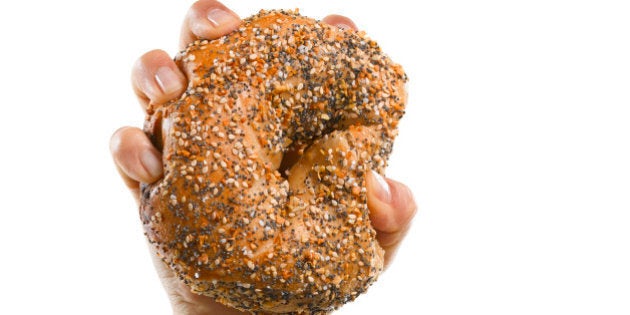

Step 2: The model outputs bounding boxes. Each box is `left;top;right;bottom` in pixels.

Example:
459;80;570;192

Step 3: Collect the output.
0;0;628;314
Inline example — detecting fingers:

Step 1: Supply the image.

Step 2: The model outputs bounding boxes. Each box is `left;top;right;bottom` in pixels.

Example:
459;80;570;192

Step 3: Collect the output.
366;171;417;268
131;49;187;110
180;0;241;50
110;126;164;201
132;1;241;110
321;14;358;31
179;3;355;50
132;6;356;112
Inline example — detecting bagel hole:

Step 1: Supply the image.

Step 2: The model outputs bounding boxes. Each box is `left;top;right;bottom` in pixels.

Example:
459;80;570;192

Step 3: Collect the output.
278;147;300;179
278;142;309;179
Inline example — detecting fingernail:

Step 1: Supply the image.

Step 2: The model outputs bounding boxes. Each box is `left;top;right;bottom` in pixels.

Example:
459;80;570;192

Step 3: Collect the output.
154;67;183;96
371;170;391;203
207;8;236;27
141;149;163;179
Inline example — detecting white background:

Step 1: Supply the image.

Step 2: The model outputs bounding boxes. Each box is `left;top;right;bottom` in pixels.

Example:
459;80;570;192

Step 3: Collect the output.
0;0;629;314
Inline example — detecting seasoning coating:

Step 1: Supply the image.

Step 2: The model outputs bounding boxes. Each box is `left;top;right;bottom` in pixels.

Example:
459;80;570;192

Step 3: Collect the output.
141;9;407;314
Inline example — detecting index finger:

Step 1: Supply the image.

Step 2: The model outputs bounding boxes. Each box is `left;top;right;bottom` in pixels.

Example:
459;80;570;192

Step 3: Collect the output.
179;0;241;50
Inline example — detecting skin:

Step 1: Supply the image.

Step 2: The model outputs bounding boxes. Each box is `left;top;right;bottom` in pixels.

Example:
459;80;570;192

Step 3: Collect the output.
109;1;417;314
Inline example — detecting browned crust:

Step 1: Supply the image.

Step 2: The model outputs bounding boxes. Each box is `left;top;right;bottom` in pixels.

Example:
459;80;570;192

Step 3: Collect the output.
140;9;407;314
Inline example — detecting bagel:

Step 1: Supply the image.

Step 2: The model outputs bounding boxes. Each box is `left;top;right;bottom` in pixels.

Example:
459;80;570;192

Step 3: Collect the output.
140;9;407;314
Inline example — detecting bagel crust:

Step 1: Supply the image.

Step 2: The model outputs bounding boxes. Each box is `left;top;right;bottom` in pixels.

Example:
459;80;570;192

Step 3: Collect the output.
141;9;407;314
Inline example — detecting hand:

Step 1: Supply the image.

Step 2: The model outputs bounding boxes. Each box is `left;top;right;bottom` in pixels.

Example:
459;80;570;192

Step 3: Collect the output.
110;1;417;314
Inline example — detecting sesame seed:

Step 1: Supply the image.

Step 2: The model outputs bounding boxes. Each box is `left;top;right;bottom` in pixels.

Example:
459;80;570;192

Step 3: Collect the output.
143;9;406;311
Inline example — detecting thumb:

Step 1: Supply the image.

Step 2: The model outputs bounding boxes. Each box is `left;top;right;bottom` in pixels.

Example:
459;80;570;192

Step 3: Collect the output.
366;170;417;267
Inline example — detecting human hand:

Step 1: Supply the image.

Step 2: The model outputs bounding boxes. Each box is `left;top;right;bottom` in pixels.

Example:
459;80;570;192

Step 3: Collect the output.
110;1;417;314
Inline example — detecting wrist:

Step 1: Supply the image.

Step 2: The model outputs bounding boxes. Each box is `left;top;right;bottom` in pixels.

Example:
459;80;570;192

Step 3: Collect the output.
168;291;246;315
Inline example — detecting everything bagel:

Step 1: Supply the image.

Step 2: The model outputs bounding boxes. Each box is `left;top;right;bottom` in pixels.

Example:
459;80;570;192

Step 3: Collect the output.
141;9;407;314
